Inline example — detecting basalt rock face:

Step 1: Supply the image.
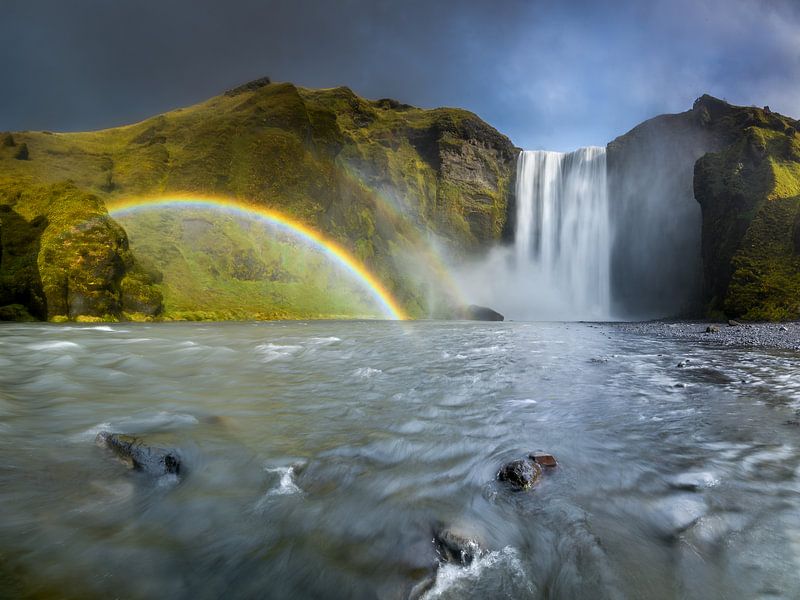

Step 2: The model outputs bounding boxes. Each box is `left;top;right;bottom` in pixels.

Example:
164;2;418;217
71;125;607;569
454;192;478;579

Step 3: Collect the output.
0;79;517;320
607;96;729;318
609;94;800;321
0;182;162;321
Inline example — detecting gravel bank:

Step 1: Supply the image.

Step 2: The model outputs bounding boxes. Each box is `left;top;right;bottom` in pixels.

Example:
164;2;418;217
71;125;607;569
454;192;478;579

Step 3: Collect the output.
616;320;800;352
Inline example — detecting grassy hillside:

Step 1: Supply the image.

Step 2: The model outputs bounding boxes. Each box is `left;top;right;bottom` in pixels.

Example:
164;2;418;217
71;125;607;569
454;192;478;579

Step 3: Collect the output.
116;207;388;320
0;78;517;321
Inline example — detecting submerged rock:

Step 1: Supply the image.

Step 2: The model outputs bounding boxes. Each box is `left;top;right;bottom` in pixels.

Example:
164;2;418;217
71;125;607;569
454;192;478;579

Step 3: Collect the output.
433;526;484;566
95;431;181;477
463;304;504;321
497;457;542;491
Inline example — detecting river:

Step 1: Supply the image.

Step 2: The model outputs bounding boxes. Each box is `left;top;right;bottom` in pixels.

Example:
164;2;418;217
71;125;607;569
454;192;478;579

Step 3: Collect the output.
1;321;799;599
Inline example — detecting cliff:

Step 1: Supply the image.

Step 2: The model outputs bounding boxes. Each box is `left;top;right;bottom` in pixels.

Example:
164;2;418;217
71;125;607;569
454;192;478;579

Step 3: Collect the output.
609;95;800;321
693;98;800;320
0;78;517;320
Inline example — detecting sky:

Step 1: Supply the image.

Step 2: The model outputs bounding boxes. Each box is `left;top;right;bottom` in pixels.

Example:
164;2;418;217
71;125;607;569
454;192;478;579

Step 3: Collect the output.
2;0;798;151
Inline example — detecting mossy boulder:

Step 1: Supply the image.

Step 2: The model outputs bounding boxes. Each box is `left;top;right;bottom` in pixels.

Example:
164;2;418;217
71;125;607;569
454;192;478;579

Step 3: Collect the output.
0;182;162;321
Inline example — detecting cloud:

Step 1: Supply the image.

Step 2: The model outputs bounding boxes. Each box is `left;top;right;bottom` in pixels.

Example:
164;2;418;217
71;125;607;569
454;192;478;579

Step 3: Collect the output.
0;0;797;149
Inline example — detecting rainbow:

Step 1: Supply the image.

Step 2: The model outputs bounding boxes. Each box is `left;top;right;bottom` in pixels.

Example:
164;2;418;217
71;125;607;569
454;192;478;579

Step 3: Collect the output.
337;162;468;308
107;195;407;320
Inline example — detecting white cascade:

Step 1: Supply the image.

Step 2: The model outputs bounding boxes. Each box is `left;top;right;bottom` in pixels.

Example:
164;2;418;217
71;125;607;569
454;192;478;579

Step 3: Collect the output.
513;147;612;320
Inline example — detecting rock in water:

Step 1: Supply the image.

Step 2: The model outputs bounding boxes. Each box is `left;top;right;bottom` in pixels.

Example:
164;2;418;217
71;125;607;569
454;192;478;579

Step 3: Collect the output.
497;458;542;491
705;325;720;333
463;304;504;321
433;526;484;566
529;453;558;468
96;432;181;477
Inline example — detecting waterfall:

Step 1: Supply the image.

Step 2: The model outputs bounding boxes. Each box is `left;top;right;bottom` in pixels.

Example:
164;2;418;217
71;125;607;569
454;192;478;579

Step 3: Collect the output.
513;147;612;320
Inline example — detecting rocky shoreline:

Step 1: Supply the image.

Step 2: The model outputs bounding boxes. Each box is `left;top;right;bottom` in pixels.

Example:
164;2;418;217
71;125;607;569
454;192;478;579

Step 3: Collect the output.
615;320;800;352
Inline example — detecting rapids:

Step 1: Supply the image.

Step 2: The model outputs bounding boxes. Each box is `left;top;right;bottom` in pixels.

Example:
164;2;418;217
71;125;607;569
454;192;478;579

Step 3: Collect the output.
1;321;800;599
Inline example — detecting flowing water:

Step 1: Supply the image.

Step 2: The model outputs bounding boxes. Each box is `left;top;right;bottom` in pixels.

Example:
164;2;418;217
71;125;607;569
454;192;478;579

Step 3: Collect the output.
1;321;800;599
514;148;611;320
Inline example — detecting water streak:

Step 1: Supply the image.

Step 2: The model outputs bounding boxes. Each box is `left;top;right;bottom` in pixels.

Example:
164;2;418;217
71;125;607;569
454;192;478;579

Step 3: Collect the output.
514;148;611;319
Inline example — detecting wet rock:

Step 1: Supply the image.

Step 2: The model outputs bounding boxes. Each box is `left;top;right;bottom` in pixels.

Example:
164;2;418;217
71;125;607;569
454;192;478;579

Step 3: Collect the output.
432;526;484;566
705;325;720;333
728;319;741;327
463;304;504;321
95;431;181;477
497;457;542;491
529;453;558;468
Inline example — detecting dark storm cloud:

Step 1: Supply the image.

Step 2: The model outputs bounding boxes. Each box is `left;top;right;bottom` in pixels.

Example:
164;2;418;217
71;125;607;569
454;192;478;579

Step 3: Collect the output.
1;0;798;150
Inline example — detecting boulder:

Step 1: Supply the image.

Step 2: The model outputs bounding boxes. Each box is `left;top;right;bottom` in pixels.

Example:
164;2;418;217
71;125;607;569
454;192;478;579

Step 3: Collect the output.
705;325;720;333
497;457;542;491
463;304;504;321
433;526;484;566
95;431;181;477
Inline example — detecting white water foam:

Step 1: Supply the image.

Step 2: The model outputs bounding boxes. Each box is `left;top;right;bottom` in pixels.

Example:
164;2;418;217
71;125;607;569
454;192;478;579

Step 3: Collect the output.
30;341;81;351
255;465;303;510
422;546;535;599
255;343;303;362
353;367;382;378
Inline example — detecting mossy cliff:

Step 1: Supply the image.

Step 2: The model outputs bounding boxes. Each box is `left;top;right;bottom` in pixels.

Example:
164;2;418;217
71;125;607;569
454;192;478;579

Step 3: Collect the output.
0;182;162;321
693;97;800;320
0;78;516;321
609;94;800;321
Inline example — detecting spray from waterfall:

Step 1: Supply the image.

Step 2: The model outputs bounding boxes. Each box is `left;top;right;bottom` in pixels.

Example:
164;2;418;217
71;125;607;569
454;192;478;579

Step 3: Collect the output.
455;147;613;321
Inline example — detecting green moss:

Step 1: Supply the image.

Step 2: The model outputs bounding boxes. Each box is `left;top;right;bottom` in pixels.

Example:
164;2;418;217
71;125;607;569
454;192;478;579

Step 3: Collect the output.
0;182;162;321
695;103;800;321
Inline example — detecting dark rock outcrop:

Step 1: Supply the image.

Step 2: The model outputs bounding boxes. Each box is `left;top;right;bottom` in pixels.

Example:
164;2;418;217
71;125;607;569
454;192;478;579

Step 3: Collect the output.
224;76;271;96
463;304;504;321
606;96;730;318
609;94;800;321
433;526;484;566
497;457;542;491
95;431;181;477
